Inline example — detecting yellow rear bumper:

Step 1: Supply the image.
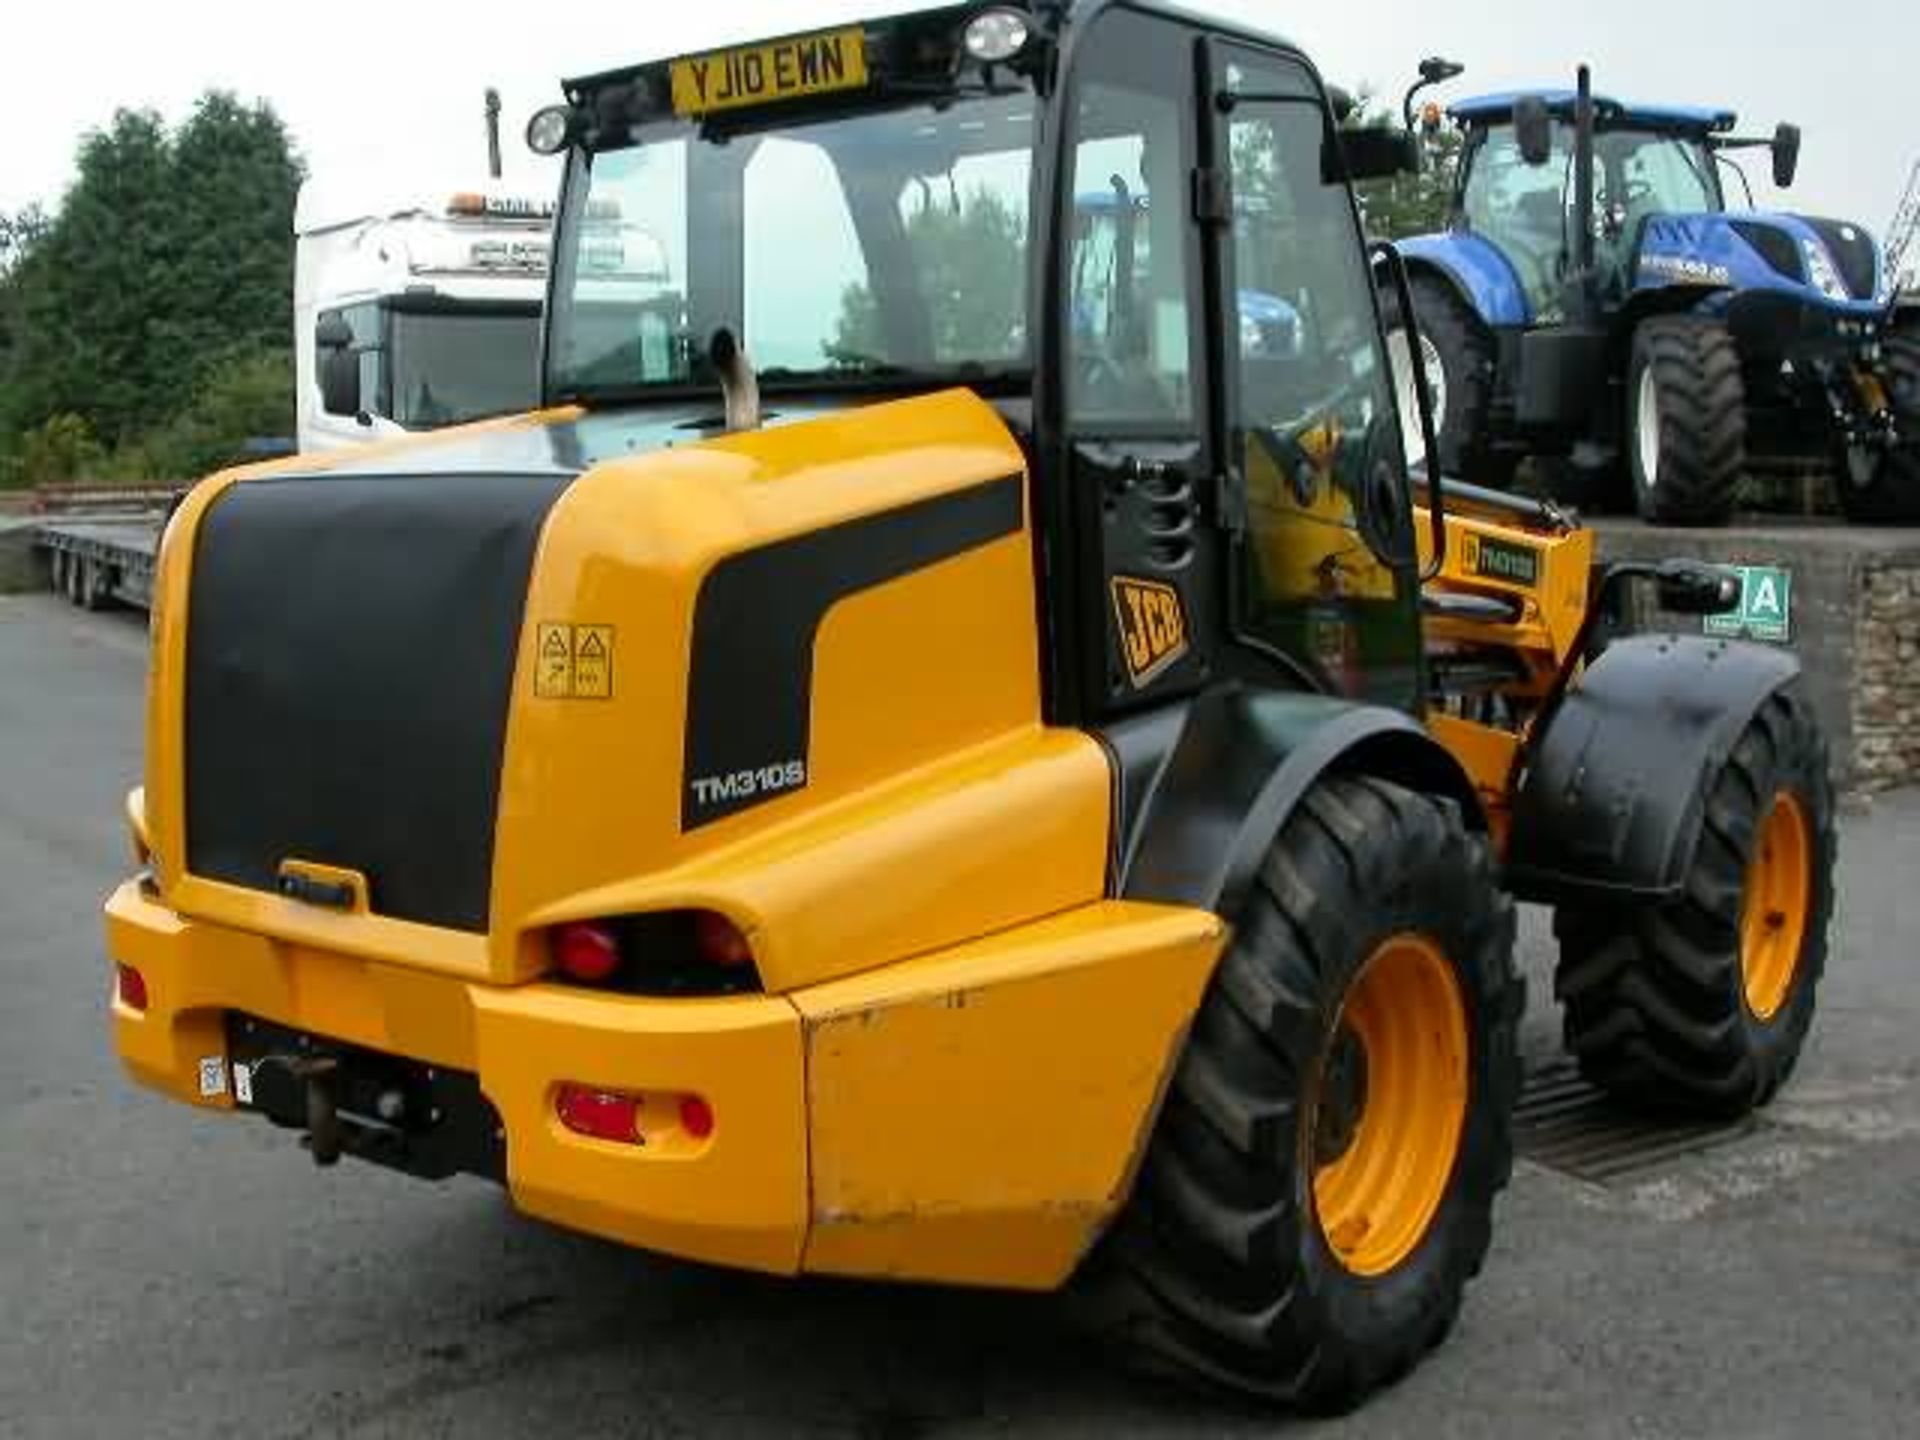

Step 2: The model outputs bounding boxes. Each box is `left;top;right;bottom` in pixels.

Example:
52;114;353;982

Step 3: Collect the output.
106;880;1224;1289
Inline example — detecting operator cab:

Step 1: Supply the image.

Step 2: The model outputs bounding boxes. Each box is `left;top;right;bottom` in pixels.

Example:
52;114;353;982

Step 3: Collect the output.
531;1;1425;725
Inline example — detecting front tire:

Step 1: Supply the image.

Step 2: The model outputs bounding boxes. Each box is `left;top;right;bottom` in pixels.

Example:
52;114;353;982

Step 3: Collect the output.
1088;775;1521;1410
1554;684;1835;1117
1835;328;1920;523
1627;316;1746;526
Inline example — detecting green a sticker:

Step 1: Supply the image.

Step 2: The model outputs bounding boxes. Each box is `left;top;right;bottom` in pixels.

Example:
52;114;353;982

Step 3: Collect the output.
1703;565;1792;643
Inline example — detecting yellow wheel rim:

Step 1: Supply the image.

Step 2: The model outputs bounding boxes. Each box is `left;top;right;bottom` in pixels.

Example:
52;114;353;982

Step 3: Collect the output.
1311;935;1469;1278
1741;791;1812;1022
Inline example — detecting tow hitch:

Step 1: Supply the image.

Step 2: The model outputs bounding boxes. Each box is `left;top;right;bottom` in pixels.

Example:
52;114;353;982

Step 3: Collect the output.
225;1015;506;1181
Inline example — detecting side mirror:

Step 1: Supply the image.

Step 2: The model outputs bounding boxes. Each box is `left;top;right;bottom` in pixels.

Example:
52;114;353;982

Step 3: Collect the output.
1653;559;1741;616
1772;122;1801;189
315;313;353;350
315;313;362;419
1339;126;1421;182
1514;95;1553;166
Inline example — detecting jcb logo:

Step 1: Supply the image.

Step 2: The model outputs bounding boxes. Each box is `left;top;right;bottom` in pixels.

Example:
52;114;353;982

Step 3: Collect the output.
1111;576;1190;688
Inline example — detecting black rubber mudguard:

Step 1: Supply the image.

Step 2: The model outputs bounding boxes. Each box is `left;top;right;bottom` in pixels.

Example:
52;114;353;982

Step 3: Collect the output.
1506;633;1802;904
1104;684;1482;914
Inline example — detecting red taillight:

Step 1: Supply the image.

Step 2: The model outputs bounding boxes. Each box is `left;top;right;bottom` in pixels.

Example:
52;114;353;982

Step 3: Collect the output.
679;1094;715;1139
693;911;753;968
553;921;622;984
115;963;148;1012
555;1084;642;1144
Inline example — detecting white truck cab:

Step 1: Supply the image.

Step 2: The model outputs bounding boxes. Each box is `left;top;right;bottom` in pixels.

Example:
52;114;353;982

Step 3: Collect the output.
294;178;670;451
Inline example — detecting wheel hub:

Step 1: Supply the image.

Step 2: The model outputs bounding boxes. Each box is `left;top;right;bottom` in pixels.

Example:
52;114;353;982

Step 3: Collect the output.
1636;365;1661;487
1741;790;1813;1022
1310;935;1469;1277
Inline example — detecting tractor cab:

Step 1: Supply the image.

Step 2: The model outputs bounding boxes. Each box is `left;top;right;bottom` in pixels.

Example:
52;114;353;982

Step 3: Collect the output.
1449;93;1736;315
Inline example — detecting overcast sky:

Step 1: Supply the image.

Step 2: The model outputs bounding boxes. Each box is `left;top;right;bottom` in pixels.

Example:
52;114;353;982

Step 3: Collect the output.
3;1;1915;237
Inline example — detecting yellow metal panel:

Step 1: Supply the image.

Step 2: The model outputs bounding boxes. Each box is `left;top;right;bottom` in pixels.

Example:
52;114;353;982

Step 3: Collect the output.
793;902;1227;1289
106;881;808;1275
531;728;1111;994
1425;713;1521;853
468;984;808;1274
106;881;483;1083
489;390;1097;987
1416;506;1595;671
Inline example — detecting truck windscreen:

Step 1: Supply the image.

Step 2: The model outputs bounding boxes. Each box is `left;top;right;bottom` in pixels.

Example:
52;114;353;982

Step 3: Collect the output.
388;308;543;427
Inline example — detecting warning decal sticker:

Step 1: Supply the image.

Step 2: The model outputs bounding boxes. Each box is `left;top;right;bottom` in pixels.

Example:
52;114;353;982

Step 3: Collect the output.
534;623;616;700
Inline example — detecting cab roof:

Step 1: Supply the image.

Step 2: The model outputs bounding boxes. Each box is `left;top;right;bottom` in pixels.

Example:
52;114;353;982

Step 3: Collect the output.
1449;90;1737;133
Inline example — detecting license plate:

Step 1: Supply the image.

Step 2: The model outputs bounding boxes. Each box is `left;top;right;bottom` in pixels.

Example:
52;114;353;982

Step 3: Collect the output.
670;27;868;117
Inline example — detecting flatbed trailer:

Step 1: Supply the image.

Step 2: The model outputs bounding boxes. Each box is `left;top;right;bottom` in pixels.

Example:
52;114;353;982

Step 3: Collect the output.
35;508;169;612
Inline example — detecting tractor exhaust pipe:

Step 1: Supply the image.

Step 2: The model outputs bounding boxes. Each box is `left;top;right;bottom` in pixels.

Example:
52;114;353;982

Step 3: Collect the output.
485;87;503;180
1572;65;1596;312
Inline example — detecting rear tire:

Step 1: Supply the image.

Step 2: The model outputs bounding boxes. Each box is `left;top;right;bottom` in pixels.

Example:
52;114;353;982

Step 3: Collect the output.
1627;316;1746;526
1085;775;1521;1411
1834;328;1920;523
1383;275;1513;486
1554;685;1834;1117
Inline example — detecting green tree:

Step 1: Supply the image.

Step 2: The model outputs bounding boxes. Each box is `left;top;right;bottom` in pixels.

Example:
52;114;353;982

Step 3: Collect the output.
18;412;104;486
0;92;302;471
11;109;179;443
159;93;302;390
1352;104;1464;240
135;348;293;479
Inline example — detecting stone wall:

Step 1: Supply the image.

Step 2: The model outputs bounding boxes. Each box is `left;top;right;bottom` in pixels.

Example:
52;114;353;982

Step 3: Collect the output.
1855;562;1920;791
1592;518;1920;796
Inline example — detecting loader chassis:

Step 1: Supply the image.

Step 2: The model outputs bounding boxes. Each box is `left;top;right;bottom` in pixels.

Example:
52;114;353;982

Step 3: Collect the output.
108;0;1836;1412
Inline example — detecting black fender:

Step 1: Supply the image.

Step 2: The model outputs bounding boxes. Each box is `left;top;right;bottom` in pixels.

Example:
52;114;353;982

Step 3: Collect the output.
1506;633;1801;904
1103;685;1483;915
1608;282;1729;363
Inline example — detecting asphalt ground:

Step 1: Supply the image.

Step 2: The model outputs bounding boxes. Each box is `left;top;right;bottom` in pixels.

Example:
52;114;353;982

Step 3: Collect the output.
2;591;1916;1438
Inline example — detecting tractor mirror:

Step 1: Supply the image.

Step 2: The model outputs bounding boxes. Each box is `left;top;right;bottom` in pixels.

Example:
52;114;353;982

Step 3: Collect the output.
1771;123;1801;189
1339;126;1420;181
1514;96;1553;166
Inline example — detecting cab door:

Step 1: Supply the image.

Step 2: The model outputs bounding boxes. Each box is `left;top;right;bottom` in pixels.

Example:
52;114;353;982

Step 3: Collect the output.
1201;41;1424;710
1053;4;1219;719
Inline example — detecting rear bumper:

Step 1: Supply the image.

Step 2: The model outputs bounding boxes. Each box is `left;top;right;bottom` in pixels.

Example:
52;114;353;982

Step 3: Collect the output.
106;880;1226;1289
105;880;808;1274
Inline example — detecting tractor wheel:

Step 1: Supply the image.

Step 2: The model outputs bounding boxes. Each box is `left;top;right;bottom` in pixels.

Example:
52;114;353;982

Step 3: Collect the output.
1554;685;1834;1118
1626;316;1746;526
1086;775;1521;1410
1834;328;1920;523
1383;275;1512;486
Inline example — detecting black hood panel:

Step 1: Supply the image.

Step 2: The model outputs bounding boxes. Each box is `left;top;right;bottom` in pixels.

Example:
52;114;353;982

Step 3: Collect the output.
185;472;571;932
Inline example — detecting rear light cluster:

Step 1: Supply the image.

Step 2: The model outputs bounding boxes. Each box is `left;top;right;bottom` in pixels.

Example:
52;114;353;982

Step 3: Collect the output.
115;963;149;1012
555;1083;715;1147
546;910;760;996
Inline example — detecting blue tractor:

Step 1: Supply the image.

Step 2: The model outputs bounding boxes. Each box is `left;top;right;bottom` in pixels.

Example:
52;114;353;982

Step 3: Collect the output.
1388;65;1919;524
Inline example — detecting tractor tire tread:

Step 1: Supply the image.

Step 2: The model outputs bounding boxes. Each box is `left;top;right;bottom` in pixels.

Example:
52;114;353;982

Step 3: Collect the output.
1554;686;1835;1116
1080;775;1520;1411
